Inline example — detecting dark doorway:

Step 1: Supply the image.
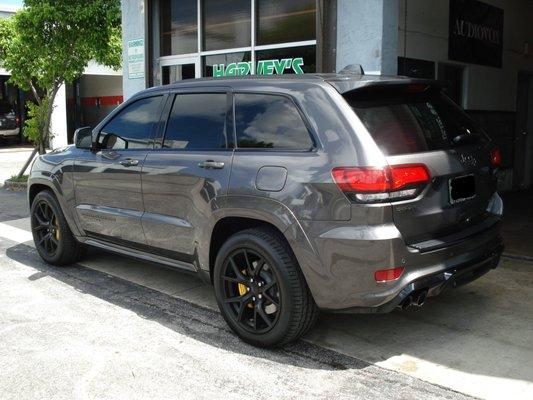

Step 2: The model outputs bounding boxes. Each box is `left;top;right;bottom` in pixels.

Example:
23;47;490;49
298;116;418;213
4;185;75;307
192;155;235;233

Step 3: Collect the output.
437;63;464;105
162;64;196;85
397;57;435;79
514;72;533;190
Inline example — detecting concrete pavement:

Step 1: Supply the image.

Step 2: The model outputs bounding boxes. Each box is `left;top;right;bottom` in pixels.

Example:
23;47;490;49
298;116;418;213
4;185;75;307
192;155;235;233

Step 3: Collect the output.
0;183;532;398
0;145;34;185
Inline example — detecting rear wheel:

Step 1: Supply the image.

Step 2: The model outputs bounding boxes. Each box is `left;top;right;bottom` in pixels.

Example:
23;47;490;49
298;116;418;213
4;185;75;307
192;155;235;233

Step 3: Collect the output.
213;227;318;347
30;190;85;265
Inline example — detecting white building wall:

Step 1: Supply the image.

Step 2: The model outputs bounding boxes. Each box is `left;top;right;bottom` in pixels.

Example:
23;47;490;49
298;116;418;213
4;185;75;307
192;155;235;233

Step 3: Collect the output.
337;0;399;75
121;0;147;100
50;84;68;149
398;0;533;112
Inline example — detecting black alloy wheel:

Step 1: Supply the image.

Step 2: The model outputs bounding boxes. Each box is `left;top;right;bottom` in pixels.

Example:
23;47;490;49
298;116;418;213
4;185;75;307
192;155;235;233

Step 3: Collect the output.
32;200;60;257
30;190;85;265
214;227;318;347
221;248;281;333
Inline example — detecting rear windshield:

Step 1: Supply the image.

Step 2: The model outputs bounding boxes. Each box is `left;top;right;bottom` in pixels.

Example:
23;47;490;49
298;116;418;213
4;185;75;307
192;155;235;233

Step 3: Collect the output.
344;86;487;156
0;103;14;115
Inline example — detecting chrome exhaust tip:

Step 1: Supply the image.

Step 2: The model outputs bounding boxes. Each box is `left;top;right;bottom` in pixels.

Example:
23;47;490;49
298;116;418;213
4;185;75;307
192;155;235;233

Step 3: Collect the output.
400;289;428;311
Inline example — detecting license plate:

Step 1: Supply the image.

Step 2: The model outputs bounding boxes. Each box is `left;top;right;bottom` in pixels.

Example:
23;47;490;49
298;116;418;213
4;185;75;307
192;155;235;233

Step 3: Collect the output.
449;174;476;204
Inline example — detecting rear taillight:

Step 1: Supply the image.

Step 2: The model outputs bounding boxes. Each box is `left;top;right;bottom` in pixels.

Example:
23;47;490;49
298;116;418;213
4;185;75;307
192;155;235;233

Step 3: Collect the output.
490;147;501;168
374;267;405;283
332;164;430;203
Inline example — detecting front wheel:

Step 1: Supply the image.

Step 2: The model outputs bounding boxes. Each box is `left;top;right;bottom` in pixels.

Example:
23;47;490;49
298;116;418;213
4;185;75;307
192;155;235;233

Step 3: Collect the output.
30;190;85;265
213;227;318;347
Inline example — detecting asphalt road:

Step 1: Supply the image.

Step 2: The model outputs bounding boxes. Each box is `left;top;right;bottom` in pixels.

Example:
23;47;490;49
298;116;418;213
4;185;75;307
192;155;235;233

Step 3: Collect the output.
0;187;475;400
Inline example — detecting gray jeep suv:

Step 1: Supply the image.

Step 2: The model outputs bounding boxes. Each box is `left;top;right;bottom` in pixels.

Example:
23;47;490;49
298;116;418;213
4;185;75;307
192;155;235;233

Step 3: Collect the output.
28;73;503;347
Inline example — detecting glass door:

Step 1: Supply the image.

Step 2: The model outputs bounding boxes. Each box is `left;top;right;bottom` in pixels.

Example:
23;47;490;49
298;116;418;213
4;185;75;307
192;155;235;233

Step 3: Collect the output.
160;57;200;85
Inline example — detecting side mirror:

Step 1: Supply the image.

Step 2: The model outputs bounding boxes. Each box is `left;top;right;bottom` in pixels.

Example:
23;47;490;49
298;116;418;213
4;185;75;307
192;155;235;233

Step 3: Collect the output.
74;126;93;149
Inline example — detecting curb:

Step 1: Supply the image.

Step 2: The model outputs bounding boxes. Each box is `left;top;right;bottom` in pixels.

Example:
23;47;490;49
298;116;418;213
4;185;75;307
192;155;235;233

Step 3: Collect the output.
502;253;533;262
3;180;27;191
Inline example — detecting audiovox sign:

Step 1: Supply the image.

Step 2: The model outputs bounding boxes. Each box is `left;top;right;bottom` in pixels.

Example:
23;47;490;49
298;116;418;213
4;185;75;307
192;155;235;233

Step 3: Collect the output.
449;0;503;68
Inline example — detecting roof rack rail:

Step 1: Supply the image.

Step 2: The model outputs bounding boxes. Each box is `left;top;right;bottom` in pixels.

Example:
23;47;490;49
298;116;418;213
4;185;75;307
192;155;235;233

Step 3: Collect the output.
339;64;365;75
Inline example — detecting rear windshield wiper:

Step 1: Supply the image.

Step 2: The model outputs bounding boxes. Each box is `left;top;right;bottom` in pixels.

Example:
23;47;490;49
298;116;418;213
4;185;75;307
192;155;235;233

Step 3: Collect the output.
452;132;481;146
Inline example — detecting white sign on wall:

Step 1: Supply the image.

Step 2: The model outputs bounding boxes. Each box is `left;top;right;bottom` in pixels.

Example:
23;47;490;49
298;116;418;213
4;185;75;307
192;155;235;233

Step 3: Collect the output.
128;38;145;80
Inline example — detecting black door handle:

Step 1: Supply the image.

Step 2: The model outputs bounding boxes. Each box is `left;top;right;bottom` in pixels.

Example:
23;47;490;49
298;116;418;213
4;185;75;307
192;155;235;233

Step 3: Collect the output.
198;160;225;169
119;158;139;167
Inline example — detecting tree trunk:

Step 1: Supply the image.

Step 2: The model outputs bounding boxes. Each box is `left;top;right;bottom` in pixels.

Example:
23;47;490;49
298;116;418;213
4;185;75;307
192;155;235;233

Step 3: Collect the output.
42;85;59;151
16;148;39;179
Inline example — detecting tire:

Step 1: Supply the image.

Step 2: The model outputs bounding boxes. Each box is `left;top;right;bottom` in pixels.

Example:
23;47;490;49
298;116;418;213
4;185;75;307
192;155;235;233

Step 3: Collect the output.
213;227;318;347
30;190;86;265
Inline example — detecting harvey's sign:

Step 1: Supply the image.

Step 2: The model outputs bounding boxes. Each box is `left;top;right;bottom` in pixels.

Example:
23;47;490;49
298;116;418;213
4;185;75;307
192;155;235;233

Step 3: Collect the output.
449;0;503;68
212;58;304;77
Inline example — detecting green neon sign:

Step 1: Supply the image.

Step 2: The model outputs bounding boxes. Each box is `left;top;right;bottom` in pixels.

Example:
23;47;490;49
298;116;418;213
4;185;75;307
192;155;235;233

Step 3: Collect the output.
212;57;304;77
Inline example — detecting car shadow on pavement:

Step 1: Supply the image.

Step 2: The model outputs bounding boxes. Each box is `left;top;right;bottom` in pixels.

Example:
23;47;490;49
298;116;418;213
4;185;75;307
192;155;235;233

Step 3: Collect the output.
5;241;370;372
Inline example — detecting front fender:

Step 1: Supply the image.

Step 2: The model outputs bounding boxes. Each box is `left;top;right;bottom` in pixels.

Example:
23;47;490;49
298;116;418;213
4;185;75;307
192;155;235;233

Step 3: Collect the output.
28;151;81;237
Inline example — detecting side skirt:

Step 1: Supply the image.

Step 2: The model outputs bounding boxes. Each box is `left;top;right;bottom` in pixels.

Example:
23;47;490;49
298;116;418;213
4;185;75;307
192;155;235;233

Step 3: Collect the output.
78;236;198;274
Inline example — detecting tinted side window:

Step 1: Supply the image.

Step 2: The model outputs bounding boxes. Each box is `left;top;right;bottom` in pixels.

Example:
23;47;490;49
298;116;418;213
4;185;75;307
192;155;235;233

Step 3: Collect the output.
99;96;162;150
235;94;313;150
163;93;228;150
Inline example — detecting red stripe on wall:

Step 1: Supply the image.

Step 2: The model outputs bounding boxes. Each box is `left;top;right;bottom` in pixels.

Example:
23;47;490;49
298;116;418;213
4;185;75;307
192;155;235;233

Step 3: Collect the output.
80;96;123;107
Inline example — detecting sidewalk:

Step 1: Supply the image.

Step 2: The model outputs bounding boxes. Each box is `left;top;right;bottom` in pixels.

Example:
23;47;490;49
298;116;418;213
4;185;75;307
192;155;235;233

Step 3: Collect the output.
0;145;34;186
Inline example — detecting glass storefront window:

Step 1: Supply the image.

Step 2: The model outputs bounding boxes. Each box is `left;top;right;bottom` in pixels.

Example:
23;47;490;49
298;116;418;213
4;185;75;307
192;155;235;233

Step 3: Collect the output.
203;52;251;77
256;0;316;46
160;0;198;56
202;0;251;51
154;1;318;80
256;45;316;74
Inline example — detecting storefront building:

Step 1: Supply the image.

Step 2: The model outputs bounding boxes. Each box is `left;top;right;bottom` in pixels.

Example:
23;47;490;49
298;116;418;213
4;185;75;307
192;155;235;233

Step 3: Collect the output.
124;0;330;96
121;0;533;190
122;0;398;94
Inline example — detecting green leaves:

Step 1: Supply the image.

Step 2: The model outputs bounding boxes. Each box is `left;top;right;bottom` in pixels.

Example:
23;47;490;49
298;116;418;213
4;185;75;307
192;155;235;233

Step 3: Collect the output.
2;0;122;89
24;98;52;144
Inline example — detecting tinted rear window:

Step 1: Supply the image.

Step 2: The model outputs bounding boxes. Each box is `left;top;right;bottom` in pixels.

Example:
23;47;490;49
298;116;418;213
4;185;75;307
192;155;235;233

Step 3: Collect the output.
235;93;313;150
345;86;486;156
164;93;228;150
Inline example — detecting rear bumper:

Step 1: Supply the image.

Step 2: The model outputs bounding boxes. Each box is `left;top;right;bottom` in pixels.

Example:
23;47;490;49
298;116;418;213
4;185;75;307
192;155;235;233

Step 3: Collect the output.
298;193;504;311
0;128;20;137
330;243;503;313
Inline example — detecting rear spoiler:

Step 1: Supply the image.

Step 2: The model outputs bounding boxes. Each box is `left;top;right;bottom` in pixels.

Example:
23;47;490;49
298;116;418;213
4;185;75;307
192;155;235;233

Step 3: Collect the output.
326;77;444;96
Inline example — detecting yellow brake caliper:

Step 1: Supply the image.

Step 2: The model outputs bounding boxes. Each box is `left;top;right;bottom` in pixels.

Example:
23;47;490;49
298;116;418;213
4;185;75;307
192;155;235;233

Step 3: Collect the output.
237;270;253;308
238;282;248;296
54;216;60;241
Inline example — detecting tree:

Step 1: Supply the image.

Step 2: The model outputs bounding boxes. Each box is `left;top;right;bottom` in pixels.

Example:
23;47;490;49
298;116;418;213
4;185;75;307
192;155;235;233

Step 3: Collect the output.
0;0;121;168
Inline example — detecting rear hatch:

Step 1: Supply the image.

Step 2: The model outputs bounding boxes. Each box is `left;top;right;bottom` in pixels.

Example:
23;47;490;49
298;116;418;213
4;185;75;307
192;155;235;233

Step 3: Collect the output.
344;84;499;248
0;104;17;129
